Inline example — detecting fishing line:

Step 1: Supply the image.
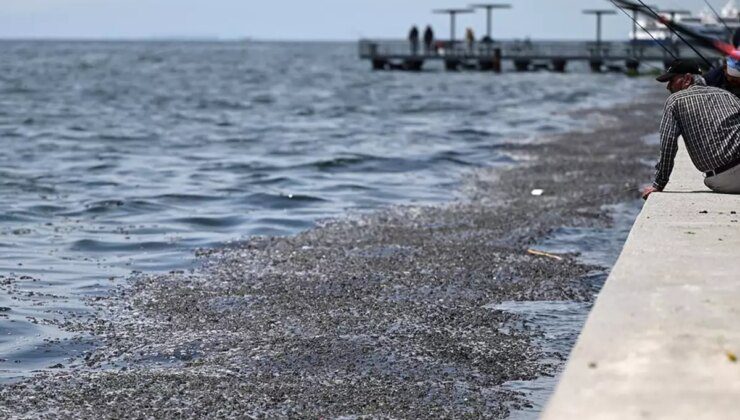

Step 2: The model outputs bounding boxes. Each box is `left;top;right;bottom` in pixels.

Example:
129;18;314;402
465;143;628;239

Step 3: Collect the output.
641;60;669;72
703;0;733;37
610;0;679;60
632;0;715;67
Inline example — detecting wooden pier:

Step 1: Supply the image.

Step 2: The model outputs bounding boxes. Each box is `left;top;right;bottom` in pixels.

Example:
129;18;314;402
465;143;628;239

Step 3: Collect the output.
358;39;723;72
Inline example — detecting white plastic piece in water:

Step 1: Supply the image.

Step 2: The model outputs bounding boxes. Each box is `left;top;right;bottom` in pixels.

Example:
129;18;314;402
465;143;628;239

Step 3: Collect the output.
531;189;544;196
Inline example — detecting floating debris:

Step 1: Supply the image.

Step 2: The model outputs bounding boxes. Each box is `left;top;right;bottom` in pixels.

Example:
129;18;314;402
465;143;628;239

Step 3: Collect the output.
527;249;564;261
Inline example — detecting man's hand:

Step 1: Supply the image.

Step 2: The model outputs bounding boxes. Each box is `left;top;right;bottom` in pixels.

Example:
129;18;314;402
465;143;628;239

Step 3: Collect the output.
641;185;660;200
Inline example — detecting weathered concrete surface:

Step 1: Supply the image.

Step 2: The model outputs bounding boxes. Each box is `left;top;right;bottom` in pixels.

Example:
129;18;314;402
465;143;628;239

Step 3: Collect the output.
543;141;740;420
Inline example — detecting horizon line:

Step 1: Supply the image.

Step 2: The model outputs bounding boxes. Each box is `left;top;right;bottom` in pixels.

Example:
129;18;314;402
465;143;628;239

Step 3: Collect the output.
0;35;632;43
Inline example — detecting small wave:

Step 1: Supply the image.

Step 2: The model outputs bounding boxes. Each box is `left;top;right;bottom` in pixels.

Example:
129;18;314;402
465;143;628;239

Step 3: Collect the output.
312;156;367;170
199;161;274;172
302;155;426;174
137;54;165;63
249;175;295;186
246;217;314;236
70;239;174;253
82;200;125;213
642;133;660;146
0;180;57;195
293;107;315;116
10;228;33;236
222;136;259;144
253;217;313;229
174;215;244;228
431;151;473;166
543;91;590;104
536;124;560;133
152;193;222;204
1;85;35;95
78;199;165;215
26;204;67;214
97;133;153;142
399;103;464;114
86;163;118;172
507;118;539;128
2;130;21;138
251;94;275;104
84;88;118;101
319;183;373;192
447;128;494;137
244;193;328;210
82;181;120;188
0;213;31;223
197;98;251;110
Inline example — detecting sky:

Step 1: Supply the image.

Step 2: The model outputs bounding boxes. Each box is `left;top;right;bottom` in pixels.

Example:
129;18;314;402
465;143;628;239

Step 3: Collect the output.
0;0;727;41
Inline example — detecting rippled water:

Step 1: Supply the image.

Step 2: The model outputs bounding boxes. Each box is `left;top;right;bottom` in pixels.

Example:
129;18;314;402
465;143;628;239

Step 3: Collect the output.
0;41;651;379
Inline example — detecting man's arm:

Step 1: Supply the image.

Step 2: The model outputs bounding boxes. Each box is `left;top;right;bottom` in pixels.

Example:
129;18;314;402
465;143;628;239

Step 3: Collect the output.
652;100;681;191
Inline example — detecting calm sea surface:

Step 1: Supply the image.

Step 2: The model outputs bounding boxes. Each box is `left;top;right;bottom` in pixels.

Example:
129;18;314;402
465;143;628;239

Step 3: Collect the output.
0;41;651;381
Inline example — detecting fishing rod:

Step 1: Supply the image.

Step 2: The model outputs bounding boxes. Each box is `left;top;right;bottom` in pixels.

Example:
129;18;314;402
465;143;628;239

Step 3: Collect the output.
616;0;740;59
609;0;679;60
648;4;740;60
632;0;716;68
611;0;716;67
703;0;734;37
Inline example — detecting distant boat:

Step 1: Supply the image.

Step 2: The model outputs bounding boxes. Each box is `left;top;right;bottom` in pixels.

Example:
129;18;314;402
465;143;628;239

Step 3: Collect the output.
631;0;739;42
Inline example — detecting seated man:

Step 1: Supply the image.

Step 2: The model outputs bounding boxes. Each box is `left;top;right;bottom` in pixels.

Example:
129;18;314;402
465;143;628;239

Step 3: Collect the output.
704;28;740;97
642;59;740;199
704;57;740;98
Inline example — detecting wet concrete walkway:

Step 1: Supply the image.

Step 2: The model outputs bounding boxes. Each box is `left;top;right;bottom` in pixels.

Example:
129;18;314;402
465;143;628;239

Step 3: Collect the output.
543;141;740;420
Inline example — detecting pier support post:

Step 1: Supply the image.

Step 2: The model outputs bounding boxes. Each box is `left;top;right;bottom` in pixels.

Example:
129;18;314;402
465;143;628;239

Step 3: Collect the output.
493;48;502;73
552;58;567;73
372;59;388;71
589;59;603;73
402;59;424;71
514;59;531;72
479;48;502;72
445;59;461;71
625;58;640;75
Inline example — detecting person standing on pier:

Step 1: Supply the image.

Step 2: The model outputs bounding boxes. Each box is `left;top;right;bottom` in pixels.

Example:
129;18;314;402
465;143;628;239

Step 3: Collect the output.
642;59;740;199
423;25;435;54
408;26;420;55
466;28;476;53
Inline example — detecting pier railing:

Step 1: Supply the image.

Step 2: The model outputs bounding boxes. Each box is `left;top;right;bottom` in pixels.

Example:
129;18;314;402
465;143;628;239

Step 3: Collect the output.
359;38;721;66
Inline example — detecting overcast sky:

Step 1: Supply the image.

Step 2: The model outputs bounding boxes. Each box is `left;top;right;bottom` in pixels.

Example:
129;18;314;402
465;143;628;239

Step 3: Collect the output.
0;0;725;40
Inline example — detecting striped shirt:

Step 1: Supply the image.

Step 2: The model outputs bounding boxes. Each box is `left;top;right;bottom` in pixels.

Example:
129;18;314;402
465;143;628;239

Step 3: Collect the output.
654;81;740;189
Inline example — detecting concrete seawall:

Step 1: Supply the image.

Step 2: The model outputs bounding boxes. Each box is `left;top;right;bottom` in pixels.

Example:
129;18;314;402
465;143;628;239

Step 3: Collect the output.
542;141;740;420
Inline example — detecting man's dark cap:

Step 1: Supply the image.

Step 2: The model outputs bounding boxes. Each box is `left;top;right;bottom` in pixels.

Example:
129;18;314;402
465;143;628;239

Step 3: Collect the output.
656;59;702;82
